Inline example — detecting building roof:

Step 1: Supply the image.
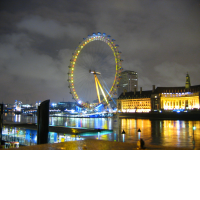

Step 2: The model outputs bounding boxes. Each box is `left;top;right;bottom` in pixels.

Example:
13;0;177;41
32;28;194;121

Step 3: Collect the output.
154;85;200;94
118;84;200;99
118;90;152;99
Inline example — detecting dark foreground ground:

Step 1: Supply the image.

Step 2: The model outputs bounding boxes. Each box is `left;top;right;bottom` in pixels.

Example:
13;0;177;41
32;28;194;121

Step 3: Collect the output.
2;140;199;150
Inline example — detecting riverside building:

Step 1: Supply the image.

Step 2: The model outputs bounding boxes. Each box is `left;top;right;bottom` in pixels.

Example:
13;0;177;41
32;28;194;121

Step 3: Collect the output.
117;73;200;113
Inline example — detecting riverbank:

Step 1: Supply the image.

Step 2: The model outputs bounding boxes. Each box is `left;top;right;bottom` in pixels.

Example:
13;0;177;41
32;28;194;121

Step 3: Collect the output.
118;110;200;120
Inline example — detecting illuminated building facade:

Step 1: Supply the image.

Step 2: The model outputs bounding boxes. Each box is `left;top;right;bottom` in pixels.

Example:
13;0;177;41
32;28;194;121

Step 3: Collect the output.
152;74;199;110
117;73;200;113
117;70;138;97
117;89;152;113
152;86;200;111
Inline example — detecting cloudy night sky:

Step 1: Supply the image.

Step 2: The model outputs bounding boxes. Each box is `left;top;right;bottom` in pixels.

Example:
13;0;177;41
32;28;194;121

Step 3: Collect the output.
0;0;200;104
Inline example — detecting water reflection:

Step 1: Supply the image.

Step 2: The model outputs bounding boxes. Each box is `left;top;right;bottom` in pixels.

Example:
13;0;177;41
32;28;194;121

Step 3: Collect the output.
4;113;37;124
14;114;21;122
113;118;200;148
48;116;112;129
2;114;200;148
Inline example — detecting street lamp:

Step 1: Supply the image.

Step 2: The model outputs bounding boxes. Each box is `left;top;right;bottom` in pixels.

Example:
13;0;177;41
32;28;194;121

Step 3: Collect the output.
193;126;196;149
137;128;141;139
122;130;125;134
121;130;125;142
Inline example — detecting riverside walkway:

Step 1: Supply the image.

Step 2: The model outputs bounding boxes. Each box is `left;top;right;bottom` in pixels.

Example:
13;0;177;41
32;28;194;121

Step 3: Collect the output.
2;139;199;150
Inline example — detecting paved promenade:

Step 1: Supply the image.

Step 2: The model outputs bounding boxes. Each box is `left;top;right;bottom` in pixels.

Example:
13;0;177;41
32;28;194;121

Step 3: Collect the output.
3;139;198;150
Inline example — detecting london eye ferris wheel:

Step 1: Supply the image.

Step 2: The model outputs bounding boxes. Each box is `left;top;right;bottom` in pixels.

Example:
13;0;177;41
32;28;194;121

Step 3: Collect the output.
67;32;123;108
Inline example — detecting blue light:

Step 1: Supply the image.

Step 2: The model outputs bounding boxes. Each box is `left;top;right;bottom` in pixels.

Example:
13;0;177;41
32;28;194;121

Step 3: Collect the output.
173;109;184;113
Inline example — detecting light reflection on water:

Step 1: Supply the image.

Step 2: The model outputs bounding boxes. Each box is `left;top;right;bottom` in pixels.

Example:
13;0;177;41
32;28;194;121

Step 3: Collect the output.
4;113;37;124
117;119;200;148
2;113;200;148
48;116;112;129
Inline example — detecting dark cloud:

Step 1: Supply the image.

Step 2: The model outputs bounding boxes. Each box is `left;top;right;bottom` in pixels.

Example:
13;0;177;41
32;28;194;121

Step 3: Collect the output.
0;0;200;104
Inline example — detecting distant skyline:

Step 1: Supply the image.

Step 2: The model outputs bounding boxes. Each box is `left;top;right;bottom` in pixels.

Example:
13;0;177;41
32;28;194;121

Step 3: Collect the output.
0;0;200;104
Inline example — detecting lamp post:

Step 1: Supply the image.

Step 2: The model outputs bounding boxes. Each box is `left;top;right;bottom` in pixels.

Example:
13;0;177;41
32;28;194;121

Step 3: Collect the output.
193;126;196;150
137;128;141;139
121;130;125;142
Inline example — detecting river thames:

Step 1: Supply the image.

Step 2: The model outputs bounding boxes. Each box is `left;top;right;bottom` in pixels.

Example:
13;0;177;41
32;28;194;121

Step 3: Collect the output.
2;113;200;148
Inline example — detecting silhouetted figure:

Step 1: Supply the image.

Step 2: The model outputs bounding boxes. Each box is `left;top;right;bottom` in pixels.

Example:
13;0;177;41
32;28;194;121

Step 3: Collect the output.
137;138;146;149
137;128;141;132
140;138;145;149
122;130;125;134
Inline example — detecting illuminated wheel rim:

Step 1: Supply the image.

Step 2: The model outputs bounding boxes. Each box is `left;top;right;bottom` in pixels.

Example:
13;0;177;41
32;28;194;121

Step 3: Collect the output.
68;32;123;108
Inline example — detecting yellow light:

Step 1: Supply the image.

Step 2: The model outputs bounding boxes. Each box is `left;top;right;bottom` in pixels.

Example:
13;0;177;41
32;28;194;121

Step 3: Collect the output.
94;75;101;103
95;76;108;104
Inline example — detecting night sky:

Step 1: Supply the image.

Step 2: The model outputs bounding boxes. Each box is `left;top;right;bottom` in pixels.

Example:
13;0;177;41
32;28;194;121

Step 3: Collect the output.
0;0;200;104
